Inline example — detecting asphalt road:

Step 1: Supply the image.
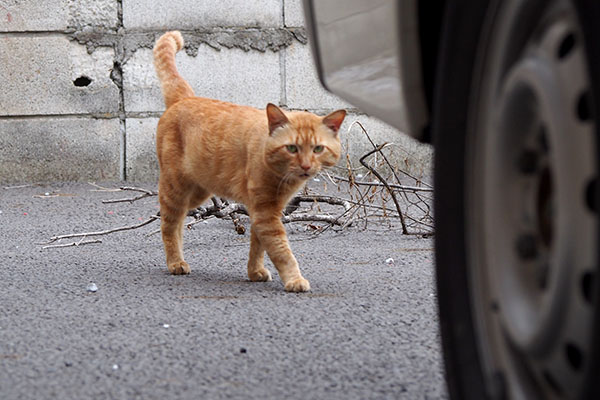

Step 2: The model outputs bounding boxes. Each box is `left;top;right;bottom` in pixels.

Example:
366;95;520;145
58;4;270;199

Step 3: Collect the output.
0;182;446;399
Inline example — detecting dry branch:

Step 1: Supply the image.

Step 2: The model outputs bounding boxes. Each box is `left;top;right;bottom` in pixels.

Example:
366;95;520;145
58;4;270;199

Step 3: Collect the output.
102;186;158;204
285;195;352;215
359;144;409;234
327;175;433;193
190;201;248;219
42;239;103;249
42;215;159;245
351;121;433;188
350;121;434;236
281;213;343;225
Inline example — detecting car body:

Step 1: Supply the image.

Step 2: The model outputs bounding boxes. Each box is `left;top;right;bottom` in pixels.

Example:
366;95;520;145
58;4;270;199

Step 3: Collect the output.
303;0;428;139
303;0;444;143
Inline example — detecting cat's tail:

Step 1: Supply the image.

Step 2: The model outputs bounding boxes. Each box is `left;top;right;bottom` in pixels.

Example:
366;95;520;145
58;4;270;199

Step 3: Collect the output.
153;31;195;108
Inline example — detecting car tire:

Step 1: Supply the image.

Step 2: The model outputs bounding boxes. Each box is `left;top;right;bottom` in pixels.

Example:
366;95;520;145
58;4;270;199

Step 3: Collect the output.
433;0;600;399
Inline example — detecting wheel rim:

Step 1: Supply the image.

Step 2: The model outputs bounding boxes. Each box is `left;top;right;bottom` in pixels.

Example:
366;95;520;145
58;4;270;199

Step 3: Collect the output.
468;1;597;398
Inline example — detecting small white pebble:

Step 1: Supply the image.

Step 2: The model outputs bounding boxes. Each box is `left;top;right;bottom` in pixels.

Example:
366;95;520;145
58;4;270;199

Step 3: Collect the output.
163;324;170;328
385;258;394;265
86;283;98;293
313;178;321;182
112;364;119;370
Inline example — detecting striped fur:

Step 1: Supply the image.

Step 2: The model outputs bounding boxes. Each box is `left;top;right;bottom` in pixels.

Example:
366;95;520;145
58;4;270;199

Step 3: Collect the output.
153;31;195;108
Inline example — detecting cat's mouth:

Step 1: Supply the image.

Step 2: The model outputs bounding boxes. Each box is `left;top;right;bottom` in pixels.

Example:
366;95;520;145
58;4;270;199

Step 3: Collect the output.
299;172;311;179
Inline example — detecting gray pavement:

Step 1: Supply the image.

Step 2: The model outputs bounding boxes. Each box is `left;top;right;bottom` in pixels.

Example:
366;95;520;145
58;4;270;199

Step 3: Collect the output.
0;182;446;399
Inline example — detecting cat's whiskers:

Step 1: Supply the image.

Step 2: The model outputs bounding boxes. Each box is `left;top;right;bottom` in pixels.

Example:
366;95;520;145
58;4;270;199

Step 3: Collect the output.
276;171;295;196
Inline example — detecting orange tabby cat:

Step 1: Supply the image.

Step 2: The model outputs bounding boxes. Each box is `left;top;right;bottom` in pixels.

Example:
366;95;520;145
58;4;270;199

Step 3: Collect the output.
153;31;346;292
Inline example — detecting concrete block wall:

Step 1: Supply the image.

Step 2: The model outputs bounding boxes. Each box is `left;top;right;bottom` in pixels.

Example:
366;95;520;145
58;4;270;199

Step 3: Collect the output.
0;0;432;183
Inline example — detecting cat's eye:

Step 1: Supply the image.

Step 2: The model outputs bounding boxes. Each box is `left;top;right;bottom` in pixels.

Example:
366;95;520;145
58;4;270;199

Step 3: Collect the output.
286;145;298;153
313;145;324;153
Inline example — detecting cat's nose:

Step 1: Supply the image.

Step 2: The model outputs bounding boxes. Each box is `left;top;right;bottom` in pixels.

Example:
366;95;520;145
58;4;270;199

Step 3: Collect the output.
301;163;311;171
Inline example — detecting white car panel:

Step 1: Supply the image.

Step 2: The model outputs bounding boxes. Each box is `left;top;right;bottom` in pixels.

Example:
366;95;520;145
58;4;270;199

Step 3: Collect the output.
304;0;428;139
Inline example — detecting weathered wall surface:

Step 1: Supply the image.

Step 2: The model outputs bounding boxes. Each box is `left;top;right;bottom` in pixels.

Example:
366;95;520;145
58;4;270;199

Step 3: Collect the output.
0;0;432;183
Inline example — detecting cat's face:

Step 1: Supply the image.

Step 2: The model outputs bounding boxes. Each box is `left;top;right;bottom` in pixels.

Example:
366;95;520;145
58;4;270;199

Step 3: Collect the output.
264;105;346;182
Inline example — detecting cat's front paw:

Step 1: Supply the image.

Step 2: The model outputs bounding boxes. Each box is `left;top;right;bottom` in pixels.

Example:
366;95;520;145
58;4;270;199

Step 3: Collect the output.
248;268;272;282
168;261;190;275
284;277;310;292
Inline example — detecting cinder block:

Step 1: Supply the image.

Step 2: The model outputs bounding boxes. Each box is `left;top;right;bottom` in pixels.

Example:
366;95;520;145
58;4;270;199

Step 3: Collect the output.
68;0;119;30
122;0;282;30
340;115;433;178
123;45;281;113
0;117;121;183
0;0;118;32
284;0;305;27
0;35;119;116
285;42;350;111
125;118;159;182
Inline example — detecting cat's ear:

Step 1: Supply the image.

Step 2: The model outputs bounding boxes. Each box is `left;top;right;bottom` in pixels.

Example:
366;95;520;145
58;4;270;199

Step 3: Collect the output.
322;109;346;135
266;103;289;135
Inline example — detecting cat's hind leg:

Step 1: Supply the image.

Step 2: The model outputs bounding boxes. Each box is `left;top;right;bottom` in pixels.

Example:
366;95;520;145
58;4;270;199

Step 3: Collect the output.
159;186;192;275
247;227;272;282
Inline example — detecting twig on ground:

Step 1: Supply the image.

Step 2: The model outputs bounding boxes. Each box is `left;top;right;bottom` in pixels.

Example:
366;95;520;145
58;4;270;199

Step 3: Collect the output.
284;195;352;215
41;215;159;246
101;187;158;204
281;213;343;225
88;182;122;192
190;202;249;219
3;183;39;190
42;239;103;249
